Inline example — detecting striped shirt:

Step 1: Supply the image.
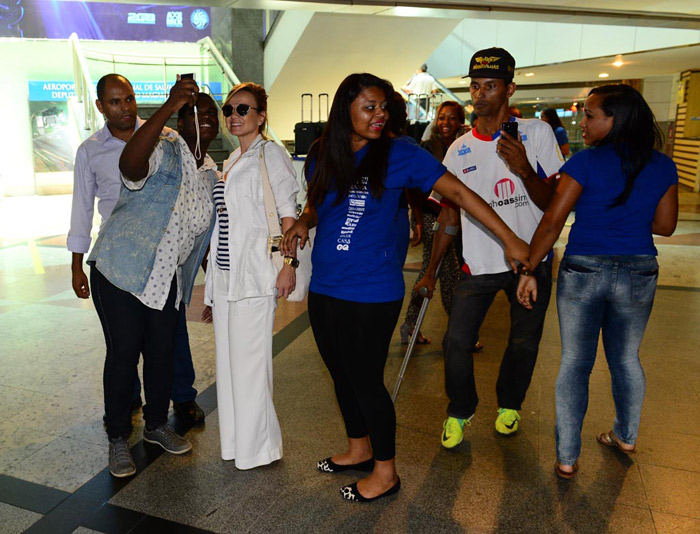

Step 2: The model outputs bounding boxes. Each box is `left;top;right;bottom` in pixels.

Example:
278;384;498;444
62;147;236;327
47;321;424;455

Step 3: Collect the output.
213;180;230;270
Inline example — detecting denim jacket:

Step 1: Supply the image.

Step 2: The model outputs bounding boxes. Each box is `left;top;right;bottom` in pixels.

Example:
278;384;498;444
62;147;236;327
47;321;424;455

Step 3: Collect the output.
88;138;216;306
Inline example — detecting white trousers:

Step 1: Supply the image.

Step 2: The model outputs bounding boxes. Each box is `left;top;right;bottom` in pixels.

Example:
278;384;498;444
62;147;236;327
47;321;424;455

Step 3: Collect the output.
212;266;283;469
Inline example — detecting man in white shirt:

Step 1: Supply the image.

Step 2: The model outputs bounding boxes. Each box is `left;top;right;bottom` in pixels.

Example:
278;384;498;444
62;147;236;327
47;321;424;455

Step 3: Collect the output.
68;74;205;426
417;48;564;448
402;64;439;120
402;64;438;96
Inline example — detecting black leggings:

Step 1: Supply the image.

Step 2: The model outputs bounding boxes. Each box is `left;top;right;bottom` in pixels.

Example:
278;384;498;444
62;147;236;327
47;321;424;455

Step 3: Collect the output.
308;291;402;461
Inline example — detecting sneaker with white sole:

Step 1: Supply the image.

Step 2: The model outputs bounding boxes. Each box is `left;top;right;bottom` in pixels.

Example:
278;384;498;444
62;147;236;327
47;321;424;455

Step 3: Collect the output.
143;424;192;454
109;437;136;478
441;415;473;449
495;408;521;435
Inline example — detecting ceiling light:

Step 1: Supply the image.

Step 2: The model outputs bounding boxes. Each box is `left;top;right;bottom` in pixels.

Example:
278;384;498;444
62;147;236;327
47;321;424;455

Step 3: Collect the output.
612;55;624;67
525;72;535;77
598;73;610;78
394;6;422;17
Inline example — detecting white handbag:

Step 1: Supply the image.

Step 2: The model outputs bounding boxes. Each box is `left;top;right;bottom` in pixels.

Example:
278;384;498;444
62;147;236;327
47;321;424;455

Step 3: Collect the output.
259;143;312;302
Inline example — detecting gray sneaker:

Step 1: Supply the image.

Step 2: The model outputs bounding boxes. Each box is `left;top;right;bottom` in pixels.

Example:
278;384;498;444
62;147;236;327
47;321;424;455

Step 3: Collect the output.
109;437;136;478
143;424;192;455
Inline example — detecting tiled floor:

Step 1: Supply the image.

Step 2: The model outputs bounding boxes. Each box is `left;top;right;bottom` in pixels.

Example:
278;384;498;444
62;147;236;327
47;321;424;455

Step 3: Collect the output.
0;191;699;533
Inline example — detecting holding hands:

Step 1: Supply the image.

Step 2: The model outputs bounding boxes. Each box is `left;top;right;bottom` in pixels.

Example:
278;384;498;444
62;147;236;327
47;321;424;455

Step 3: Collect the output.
504;235;530;273
516;268;538;310
281;219;310;256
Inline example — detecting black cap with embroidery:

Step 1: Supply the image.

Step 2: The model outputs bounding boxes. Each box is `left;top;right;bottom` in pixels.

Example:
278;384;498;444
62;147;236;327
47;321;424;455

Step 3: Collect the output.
465;47;515;79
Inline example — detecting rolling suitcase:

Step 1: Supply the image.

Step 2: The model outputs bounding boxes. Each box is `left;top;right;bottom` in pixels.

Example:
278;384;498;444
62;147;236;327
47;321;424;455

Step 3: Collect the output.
294;93;317;156
429;93;444;120
315;93;329;139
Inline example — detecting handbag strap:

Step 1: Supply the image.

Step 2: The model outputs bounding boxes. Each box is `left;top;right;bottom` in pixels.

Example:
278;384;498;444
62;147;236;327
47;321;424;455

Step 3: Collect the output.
259;142;282;236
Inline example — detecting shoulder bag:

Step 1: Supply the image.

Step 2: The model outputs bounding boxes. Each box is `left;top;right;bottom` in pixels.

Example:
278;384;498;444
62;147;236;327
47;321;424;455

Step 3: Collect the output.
259;142;312;302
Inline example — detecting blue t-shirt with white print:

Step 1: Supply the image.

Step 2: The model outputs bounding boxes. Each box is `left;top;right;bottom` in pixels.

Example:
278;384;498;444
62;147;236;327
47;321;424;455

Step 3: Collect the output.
308;138;445;303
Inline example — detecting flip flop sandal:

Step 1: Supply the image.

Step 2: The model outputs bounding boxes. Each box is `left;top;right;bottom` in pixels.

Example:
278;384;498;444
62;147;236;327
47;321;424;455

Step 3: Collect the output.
597;431;636;454
554;461;579;480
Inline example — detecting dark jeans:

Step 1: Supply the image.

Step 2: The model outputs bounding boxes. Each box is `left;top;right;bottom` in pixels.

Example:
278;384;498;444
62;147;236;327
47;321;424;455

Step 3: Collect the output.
308;291;402;461
444;261;552;419
91;267;179;440
130;305;197;404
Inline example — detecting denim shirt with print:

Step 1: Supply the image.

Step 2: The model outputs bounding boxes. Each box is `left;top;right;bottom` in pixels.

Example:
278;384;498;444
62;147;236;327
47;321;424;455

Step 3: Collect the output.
88;138;216;306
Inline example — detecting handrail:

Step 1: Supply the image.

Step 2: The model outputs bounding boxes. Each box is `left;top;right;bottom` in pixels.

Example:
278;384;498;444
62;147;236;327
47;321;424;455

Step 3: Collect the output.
69;33;103;133
197;36;285;148
403;71;466;122
77;44;217;99
79;48;214;63
431;73;465;107
197;37;241;86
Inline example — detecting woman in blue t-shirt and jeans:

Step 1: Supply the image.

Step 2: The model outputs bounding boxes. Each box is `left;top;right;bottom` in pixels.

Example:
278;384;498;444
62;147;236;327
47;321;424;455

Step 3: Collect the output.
281;73;530;502
517;84;678;479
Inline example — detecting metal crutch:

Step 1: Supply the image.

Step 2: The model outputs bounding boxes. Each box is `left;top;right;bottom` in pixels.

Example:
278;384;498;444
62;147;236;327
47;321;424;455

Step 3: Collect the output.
391;258;443;403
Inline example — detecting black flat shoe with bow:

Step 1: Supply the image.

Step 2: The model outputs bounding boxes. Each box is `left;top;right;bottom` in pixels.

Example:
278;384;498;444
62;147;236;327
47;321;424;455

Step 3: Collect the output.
340;478;401;502
317;457;374;473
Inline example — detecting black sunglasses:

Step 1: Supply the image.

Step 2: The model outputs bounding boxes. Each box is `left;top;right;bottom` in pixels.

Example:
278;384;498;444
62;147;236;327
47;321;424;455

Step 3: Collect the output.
222;103;260;117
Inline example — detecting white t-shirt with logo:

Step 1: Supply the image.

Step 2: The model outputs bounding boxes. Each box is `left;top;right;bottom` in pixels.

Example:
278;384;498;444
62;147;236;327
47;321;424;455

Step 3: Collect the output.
432;118;563;275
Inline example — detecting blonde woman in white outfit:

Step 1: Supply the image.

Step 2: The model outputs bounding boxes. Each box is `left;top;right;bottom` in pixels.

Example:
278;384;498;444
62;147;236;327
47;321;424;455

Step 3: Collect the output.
204;82;299;469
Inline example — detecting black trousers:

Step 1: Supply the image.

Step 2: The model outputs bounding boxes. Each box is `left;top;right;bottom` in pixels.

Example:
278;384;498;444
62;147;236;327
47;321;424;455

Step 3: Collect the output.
308;292;402;461
91;267;179;440
129;305;197;404
444;261;553;419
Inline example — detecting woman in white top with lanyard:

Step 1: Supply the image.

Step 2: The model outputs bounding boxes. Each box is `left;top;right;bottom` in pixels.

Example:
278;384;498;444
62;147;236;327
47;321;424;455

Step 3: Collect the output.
204;82;299;469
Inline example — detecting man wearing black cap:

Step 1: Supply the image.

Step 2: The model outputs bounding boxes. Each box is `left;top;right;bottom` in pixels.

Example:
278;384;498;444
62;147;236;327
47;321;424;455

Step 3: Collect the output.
417;47;564;448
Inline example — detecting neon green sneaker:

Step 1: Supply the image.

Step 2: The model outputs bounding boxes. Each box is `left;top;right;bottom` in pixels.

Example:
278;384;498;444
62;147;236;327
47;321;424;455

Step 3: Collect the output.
495;408;521;435
441;416;471;449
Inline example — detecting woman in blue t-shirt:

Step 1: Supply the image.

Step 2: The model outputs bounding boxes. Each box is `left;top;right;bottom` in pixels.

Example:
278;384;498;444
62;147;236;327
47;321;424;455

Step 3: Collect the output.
517;84;678;479
281;73;530;503
540;108;570;158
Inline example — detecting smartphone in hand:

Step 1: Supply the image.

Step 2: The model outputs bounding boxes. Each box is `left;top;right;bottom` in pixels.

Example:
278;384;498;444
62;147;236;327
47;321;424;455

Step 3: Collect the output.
501;121;518;139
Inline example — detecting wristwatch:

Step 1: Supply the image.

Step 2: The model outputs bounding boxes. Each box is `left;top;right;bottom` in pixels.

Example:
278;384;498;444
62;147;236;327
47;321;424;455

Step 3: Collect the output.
283;256;299;269
517;264;534;277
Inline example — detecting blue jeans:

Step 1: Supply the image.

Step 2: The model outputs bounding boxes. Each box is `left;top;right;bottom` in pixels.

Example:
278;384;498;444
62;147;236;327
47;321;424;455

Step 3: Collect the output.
555;255;658;465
